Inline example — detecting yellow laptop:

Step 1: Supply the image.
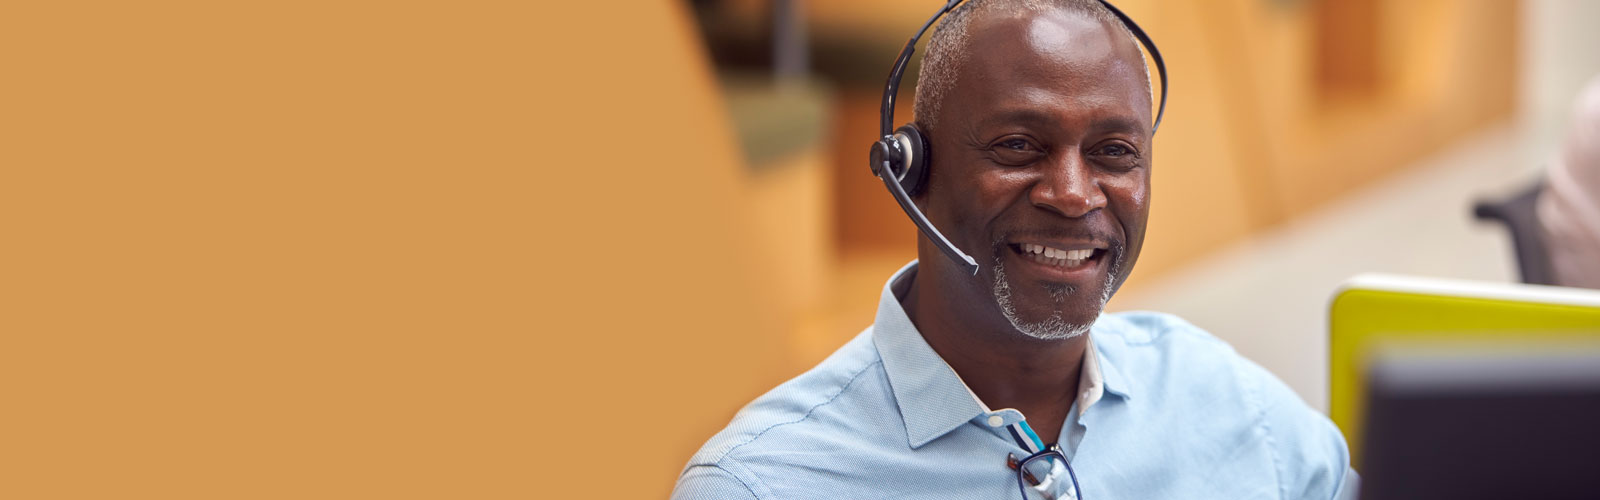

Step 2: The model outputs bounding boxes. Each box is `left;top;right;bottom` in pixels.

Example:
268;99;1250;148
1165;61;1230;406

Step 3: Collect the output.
1328;273;1600;464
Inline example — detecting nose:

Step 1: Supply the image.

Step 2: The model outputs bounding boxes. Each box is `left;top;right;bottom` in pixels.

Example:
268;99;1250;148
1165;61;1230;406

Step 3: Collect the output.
1029;152;1106;218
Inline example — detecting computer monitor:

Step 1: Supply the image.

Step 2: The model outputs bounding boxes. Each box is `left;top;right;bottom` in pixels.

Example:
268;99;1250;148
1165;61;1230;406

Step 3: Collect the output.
1358;346;1600;500
1329;273;1600;463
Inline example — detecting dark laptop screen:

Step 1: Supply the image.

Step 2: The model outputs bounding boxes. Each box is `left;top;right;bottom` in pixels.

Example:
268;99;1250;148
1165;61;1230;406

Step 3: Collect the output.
1360;349;1600;500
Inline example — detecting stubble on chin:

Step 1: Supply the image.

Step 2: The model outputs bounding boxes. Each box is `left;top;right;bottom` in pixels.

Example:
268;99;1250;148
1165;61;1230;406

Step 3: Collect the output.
988;243;1124;341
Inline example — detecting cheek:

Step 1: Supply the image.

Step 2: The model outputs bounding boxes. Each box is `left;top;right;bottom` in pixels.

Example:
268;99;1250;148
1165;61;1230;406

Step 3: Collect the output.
978;170;1035;201
1104;172;1150;235
949;167;1028;216
1126;175;1149;208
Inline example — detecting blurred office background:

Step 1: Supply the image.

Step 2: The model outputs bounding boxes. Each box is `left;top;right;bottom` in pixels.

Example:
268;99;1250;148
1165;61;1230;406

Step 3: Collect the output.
4;0;1597;498
663;0;1600;496
685;0;1599;410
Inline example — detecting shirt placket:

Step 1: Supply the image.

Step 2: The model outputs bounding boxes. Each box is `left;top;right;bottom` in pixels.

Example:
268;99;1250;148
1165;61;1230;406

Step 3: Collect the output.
983;410;1080;500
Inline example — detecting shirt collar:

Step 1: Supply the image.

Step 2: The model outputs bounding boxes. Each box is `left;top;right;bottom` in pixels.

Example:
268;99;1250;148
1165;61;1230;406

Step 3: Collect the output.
1094;328;1136;401
870;261;1135;448
871;262;986;449
1077;335;1107;415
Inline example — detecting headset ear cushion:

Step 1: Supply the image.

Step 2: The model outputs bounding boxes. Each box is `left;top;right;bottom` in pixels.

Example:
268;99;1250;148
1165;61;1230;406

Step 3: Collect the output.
895;124;931;196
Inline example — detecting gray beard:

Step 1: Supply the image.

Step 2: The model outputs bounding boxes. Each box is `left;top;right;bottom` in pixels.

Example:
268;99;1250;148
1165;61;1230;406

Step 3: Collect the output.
990;252;1120;340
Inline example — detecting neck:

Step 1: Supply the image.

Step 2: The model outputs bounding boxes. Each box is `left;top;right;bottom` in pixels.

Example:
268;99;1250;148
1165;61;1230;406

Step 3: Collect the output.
901;267;1087;440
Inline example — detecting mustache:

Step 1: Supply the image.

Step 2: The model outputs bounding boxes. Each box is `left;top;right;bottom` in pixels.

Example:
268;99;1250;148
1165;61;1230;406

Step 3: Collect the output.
990;228;1123;249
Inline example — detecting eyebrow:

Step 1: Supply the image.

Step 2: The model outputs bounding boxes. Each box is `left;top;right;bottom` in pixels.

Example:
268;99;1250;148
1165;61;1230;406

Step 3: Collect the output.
975;108;1057;130
975;108;1150;137
1086;116;1148;136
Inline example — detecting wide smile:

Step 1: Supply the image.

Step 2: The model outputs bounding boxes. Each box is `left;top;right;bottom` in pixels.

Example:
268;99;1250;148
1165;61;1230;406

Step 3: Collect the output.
1005;241;1108;283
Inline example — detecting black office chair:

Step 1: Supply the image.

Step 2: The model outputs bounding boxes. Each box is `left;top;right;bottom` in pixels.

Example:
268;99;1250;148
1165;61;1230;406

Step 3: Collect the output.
1473;180;1556;285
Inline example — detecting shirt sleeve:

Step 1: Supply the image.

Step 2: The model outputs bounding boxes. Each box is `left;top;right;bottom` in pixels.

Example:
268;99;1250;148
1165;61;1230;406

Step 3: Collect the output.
672;465;760;500
1236;356;1357;500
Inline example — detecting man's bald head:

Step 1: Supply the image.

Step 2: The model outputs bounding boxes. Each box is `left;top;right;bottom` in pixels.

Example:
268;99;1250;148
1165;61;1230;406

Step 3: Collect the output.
912;0;1152;133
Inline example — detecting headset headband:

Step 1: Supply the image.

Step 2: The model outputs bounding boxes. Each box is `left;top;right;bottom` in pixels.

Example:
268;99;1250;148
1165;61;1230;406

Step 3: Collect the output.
880;0;1167;137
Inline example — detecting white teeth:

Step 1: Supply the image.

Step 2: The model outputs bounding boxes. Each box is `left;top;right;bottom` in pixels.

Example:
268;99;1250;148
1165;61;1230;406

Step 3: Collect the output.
1017;244;1098;267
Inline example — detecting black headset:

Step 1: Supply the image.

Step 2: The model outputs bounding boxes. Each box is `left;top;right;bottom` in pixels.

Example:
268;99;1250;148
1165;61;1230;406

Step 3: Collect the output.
867;0;1168;275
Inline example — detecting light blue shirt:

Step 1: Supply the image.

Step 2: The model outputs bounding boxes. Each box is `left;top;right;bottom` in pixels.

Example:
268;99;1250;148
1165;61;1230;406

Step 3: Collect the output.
674;262;1357;499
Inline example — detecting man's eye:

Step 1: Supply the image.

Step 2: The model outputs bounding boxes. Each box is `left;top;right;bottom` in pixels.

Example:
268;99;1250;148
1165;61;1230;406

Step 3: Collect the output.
1098;144;1130;157
999;139;1034;152
989;138;1044;166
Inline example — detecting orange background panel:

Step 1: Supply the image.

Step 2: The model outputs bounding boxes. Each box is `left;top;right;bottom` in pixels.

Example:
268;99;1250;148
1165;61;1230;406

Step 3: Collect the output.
3;1;785;498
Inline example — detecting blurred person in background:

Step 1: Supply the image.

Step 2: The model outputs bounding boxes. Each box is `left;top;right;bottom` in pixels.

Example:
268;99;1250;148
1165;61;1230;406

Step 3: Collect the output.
674;1;1354;498
1540;75;1600;289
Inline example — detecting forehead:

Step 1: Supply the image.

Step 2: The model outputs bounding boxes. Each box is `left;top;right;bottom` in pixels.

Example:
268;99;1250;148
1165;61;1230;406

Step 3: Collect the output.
950;8;1151;130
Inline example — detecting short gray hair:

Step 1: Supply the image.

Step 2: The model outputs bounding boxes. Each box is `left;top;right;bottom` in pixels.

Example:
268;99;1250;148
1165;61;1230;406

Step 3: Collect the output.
912;0;1151;132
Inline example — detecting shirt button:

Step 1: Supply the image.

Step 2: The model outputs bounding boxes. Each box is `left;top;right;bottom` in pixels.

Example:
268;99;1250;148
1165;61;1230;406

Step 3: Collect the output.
987;415;1004;427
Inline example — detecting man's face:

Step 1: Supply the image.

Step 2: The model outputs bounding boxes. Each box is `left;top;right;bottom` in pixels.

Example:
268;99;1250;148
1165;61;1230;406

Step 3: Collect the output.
920;9;1153;340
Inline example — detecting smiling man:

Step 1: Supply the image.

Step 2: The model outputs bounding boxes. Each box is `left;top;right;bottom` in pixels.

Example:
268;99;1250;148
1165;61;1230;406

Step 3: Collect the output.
674;1;1356;499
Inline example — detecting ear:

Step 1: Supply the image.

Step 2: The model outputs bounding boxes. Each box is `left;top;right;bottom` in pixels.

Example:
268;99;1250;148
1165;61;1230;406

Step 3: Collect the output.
896;123;931;196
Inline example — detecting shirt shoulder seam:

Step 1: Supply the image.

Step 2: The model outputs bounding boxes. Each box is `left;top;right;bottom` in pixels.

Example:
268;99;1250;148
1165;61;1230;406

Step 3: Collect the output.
1239;355;1289;500
712;358;885;464
683;464;762;499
